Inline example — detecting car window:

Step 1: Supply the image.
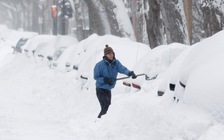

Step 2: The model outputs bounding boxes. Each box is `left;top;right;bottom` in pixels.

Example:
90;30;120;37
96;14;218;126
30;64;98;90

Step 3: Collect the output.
53;47;66;60
16;38;28;49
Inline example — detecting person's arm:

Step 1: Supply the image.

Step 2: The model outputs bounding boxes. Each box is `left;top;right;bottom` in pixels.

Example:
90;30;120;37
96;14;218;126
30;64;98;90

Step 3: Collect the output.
116;60;131;76
94;64;105;84
116;60;137;79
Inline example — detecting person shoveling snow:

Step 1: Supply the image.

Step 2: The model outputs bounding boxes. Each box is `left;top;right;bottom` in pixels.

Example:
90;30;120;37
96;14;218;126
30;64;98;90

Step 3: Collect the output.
94;45;137;119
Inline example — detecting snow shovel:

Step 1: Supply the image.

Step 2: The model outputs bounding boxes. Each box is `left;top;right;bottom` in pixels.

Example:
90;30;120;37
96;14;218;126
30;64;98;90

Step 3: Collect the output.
79;75;133;87
121;74;158;90
116;74;145;88
116;73;148;81
80;73;157;82
80;73;147;81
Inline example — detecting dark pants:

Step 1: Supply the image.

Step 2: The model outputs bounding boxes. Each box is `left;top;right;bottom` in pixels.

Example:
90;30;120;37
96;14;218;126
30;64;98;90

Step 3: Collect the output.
96;88;111;118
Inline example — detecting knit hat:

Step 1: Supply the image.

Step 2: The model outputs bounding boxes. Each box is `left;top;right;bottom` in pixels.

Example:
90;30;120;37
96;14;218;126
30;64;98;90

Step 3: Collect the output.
104;44;113;55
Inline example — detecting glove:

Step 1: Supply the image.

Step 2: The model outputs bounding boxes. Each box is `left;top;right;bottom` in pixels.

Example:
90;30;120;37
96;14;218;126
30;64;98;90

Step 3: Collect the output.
129;71;137;79
104;78;114;85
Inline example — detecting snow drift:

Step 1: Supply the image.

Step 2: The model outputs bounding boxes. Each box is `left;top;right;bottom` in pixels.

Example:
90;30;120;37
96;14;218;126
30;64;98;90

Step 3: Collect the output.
1;27;224;140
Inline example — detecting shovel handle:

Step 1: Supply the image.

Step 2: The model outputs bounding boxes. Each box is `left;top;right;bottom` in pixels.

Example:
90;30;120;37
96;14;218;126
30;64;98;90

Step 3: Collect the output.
116;73;146;81
80;73;157;81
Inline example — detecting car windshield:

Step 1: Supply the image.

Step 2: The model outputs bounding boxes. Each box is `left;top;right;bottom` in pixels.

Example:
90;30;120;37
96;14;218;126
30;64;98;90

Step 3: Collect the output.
16;38;28;48
53;47;66;60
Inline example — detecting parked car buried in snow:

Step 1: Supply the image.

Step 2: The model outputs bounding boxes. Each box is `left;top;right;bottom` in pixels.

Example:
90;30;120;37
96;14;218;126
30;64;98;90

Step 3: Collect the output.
48;47;67;68
23;35;56;57
12;38;29;53
35;35;78;68
157;31;224;110
128;43;188;92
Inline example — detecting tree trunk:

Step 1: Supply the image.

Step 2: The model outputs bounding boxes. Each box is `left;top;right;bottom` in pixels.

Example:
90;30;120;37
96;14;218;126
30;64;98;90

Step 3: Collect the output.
159;0;188;44
74;1;84;40
183;0;192;44
100;0;122;37
145;0;164;48
84;0;106;35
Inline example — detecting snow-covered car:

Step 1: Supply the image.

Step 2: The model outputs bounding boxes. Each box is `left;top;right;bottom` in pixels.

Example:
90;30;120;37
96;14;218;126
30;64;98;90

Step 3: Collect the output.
35;35;78;68
157;30;224;114
49;47;68;68
57;34;150;90
157;46;193;97
0;28;37;53
128;43;188;91
54;34;100;72
23;35;56;57
12;38;29;53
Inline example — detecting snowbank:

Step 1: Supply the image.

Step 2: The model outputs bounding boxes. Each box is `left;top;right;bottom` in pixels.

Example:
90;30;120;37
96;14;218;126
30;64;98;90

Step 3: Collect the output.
1;27;224;140
159;30;224;123
56;34;150;91
132;43;188;88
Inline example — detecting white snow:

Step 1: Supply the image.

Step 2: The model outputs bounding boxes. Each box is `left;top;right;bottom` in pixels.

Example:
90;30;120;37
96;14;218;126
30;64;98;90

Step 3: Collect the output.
112;0;136;41
0;26;224;140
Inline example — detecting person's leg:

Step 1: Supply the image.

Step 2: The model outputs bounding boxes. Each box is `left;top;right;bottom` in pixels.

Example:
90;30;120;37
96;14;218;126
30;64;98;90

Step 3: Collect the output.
96;88;111;118
103;90;111;115
96;88;104;118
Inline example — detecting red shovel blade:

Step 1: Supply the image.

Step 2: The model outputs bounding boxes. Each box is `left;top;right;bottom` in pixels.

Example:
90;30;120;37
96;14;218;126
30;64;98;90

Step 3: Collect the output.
132;83;141;89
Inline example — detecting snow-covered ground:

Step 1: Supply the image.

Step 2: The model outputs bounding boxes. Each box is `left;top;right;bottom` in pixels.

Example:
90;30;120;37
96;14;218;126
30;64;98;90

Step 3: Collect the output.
0;26;224;140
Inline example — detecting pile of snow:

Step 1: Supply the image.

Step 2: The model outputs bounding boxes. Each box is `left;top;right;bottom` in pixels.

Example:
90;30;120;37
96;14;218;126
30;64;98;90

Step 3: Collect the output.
181;31;224;121
131;43;188;89
24;35;56;57
0;25;37;48
160;30;224;123
4;30;37;47
37;35;79;57
157;46;194;95
0;25;8;42
0;46;14;67
0;25;37;67
0;27;224;140
56;34;150;91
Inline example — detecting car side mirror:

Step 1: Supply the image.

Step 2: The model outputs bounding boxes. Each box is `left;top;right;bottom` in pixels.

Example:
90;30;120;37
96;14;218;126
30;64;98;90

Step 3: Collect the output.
169;83;176;91
47;56;53;61
73;65;78;70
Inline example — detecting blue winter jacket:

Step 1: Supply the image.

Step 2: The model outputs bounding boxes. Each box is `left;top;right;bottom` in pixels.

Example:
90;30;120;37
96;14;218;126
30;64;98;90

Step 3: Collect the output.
94;57;131;90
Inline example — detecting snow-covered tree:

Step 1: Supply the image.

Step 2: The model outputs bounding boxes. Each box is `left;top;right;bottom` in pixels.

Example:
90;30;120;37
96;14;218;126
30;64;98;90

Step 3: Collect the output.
192;0;223;44
84;0;135;40
1;0;224;48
